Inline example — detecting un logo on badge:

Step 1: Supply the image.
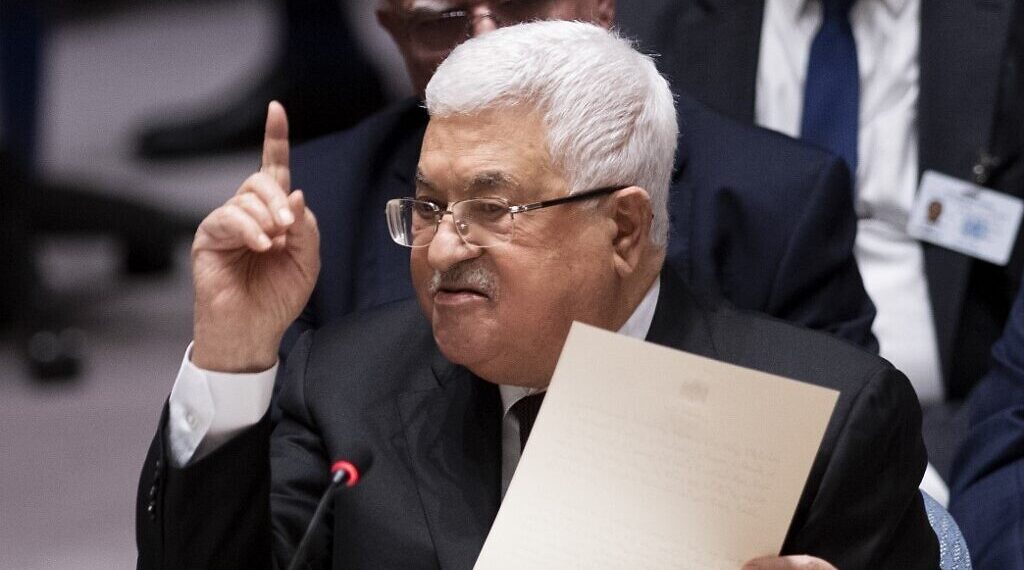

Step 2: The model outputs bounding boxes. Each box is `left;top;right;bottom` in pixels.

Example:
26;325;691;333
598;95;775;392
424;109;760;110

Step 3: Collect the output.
962;217;989;239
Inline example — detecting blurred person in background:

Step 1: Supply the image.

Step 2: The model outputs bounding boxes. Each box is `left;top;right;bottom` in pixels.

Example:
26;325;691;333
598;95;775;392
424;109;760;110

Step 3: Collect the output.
626;0;1024;493
949;273;1024;569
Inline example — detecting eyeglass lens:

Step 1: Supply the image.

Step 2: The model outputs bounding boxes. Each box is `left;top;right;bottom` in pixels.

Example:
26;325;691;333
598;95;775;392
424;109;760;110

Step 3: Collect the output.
386;198;514;248
409;0;557;53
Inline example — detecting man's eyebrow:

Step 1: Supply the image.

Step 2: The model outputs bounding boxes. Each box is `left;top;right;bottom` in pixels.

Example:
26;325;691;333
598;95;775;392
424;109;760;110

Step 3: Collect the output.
467;171;515;192
415;169;437;191
415;169;516;196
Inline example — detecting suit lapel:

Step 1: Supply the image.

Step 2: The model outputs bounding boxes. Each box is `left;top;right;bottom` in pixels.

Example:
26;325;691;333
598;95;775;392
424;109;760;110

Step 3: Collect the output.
919;0;1009;181
918;0;1011;380
655;0;764;123
396;355;502;570
646;270;720;361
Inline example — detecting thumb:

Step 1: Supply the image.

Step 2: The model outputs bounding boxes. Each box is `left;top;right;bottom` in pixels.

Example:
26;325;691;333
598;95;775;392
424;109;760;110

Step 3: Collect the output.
285;190;320;258
743;555;836;570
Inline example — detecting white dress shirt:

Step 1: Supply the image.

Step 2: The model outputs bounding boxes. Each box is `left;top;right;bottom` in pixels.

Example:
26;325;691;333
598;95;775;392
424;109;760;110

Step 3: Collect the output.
757;0;944;405
167;278;662;480
167;346;277;467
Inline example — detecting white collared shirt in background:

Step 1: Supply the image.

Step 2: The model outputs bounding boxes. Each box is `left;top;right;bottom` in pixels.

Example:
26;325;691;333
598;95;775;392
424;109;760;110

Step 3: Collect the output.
757;0;944;405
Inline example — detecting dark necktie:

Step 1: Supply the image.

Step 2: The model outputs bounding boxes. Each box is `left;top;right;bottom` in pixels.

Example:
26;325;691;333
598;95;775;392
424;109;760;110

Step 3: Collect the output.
509;393;545;453
801;0;860;178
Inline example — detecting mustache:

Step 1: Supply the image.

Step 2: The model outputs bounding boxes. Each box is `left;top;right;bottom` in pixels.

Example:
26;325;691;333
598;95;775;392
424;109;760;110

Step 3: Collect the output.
428;262;498;298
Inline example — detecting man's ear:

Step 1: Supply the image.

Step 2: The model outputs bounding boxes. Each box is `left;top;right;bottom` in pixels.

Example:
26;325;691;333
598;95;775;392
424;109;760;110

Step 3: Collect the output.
608;186;652;277
593;0;616;28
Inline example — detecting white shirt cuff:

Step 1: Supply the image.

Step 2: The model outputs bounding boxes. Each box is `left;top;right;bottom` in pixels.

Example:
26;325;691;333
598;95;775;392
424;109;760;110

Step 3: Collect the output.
166;342;277;467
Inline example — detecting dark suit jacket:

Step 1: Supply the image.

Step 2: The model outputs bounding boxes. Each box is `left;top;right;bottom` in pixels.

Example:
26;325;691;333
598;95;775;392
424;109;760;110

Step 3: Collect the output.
280;94;876;361
620;0;1024;399
949;285;1024;569
137;270;937;569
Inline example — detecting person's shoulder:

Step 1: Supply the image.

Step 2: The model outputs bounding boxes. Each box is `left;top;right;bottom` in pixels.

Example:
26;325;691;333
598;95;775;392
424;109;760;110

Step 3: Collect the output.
302;298;436;379
285;299;440;418
675;92;844;191
704;301;899;394
289;97;425;212
309;297;431;356
292;97;425;166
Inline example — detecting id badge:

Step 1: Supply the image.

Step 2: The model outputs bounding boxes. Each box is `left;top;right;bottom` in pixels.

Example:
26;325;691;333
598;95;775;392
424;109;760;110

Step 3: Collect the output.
907;171;1024;266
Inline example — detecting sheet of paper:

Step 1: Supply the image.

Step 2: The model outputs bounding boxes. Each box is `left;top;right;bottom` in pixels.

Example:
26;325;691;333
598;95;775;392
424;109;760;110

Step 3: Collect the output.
474;322;839;570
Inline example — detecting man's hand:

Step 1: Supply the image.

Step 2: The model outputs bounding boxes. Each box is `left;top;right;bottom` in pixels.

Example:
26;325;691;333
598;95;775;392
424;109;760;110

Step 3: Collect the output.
742;555;838;569
191;102;320;373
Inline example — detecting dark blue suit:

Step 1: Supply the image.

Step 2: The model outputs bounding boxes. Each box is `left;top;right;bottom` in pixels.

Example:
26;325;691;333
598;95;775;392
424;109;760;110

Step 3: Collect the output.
624;0;1024;403
280;93;875;359
950;287;1024;569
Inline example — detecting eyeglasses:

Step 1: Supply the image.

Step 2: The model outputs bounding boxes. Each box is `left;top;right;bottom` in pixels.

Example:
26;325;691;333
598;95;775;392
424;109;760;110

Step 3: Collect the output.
386;185;626;248
403;0;558;55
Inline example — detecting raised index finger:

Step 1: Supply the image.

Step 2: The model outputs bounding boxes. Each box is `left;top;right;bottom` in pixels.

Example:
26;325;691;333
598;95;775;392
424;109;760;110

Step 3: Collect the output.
261;100;291;192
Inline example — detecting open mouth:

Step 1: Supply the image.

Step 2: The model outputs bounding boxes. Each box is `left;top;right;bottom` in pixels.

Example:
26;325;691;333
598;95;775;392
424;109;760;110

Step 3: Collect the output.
434;285;491;305
428;264;496;305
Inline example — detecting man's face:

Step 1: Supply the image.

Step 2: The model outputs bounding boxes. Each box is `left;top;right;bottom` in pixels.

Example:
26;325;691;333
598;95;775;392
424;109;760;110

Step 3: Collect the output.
411;108;619;386
379;0;614;94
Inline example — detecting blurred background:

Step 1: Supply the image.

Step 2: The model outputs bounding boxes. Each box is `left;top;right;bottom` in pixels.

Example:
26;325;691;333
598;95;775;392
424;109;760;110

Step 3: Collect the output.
0;0;407;567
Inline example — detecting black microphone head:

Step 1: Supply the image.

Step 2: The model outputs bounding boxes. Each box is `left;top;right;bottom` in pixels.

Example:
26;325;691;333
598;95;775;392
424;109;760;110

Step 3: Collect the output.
330;447;374;488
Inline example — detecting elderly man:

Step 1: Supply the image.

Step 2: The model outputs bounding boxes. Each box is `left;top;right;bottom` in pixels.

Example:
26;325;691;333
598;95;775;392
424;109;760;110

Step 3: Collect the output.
278;0;876;368
136;22;935;570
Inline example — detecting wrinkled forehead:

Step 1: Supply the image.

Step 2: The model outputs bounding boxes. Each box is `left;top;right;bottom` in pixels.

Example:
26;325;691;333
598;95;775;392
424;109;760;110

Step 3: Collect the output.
417;110;562;201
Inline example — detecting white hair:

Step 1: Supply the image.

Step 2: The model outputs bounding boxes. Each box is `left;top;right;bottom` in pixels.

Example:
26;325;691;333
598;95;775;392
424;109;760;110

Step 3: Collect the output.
424;20;678;247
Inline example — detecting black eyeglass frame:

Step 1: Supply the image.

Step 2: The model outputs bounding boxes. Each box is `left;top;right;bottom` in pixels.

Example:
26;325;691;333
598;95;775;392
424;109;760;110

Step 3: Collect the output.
389;185;629;248
504;185;626;216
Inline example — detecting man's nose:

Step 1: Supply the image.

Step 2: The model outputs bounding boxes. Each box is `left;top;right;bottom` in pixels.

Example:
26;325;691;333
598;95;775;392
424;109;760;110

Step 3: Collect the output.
468;5;499;37
427;217;481;272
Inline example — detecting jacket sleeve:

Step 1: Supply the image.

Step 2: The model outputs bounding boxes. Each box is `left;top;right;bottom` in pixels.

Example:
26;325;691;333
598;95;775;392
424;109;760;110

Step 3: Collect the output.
136;332;329;570
782;365;939;568
275;300;319;424
949;289;1024;570
768;156;879;353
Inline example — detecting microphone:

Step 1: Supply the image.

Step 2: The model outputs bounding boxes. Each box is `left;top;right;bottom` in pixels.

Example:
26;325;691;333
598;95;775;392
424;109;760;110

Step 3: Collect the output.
328;447;373;488
287;448;374;570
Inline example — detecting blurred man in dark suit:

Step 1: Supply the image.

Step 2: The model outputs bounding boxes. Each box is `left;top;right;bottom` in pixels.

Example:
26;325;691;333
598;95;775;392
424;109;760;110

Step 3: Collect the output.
136;23;936;568
277;0;878;367
622;0;1024;480
950;282;1024;569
